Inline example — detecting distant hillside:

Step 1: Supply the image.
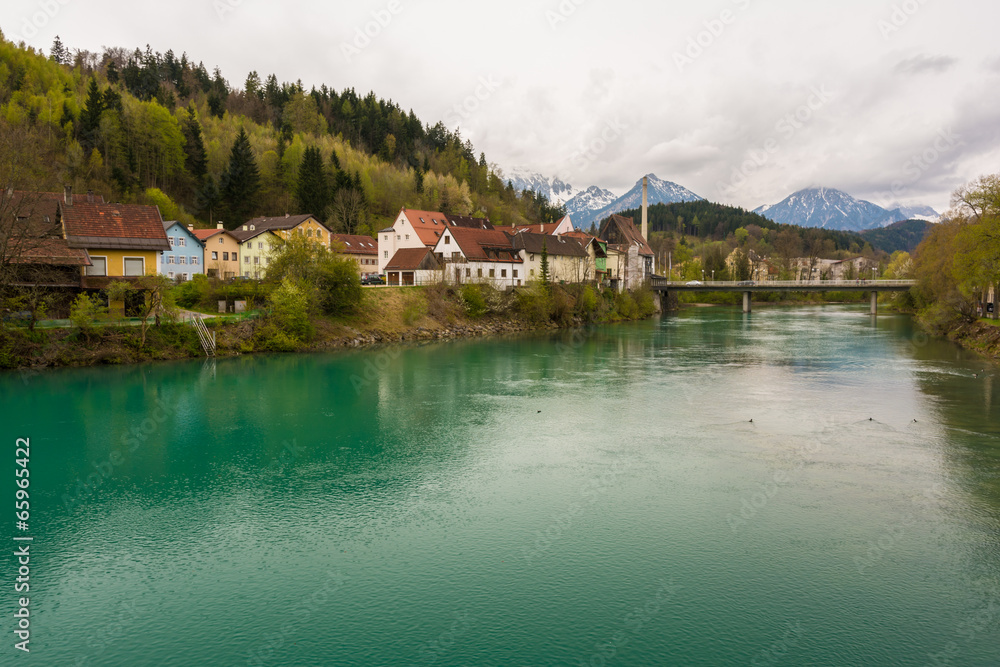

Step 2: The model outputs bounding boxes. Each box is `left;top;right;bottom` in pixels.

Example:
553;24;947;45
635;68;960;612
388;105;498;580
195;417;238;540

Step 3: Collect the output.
0;35;559;236
859;219;935;254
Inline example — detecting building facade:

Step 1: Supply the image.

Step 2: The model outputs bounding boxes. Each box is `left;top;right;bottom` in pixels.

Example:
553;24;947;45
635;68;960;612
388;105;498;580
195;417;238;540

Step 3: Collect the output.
159;221;205;281
191;224;241;280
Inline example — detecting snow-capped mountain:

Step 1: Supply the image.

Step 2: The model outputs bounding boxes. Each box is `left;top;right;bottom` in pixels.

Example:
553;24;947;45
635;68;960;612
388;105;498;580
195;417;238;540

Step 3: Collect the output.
501;166;576;206
563;185;618;224
753;188;939;231
884;203;941;223
571;174;703;229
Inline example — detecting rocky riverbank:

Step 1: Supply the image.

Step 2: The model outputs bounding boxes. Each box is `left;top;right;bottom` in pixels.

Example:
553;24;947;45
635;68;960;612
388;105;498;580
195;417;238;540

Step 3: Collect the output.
947;320;1000;360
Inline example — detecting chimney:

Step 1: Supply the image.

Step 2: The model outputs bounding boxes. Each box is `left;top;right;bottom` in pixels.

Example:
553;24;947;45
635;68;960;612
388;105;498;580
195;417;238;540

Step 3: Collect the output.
63;185;73;206
285;212;290;218
217;222;224;230
188;224;195;231
86;190;94;203
641;176;648;242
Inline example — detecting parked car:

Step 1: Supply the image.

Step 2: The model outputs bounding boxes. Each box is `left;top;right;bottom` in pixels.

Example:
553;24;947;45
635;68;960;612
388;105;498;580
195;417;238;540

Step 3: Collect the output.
686;280;703;286
361;274;385;285
737;280;756;286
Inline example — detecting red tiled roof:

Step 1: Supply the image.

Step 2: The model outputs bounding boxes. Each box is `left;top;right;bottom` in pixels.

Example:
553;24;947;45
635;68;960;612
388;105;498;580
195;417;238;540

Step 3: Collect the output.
444;226;523;263
600;214;653;256
331;234;378;255
62;203;170;250
385;247;439;271
13;238;92;266
400;209;451;246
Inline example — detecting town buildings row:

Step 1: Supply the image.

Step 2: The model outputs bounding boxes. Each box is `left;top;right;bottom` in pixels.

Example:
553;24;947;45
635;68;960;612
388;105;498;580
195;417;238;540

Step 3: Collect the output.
8;189;658;296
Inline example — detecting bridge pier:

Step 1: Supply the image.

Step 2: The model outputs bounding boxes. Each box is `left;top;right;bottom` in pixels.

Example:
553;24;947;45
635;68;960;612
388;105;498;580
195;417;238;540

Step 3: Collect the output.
743;291;752;314
870;291;878;316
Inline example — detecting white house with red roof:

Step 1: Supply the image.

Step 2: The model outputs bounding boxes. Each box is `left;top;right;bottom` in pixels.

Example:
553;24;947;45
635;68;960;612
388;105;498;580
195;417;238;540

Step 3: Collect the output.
432;225;524;288
378;208;453;274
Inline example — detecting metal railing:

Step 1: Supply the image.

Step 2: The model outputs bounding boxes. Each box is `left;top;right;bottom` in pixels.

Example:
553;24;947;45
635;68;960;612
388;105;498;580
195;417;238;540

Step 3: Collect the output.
188;315;216;357
650;279;916;288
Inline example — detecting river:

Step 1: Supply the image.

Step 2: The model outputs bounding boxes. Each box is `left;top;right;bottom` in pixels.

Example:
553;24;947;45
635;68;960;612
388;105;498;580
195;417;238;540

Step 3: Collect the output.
1;306;998;666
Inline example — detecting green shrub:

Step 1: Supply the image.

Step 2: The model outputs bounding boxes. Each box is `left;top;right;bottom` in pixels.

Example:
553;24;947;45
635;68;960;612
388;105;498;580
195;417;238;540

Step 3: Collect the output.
576;285;598;320
516;286;551;324
69;293;106;342
461;284;488;318
268;278;314;341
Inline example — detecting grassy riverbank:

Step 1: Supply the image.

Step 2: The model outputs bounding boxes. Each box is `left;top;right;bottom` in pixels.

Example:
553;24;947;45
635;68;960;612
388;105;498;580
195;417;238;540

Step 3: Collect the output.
946;319;1000;360
0;283;657;373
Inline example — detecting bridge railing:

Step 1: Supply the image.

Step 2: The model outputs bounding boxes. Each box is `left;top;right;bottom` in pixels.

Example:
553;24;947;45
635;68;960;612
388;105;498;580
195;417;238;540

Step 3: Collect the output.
650;279;916;288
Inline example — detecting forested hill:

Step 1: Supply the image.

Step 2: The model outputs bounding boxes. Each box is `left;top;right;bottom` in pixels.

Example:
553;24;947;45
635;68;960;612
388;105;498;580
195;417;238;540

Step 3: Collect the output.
859;219;935;254
0;33;563;234
614;201;878;254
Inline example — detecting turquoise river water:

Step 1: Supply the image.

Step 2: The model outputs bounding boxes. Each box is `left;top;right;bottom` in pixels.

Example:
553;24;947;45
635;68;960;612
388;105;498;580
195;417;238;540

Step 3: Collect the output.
1;306;999;666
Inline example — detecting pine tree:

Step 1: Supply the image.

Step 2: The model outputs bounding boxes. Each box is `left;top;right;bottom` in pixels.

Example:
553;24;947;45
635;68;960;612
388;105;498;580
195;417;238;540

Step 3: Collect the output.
540;239;551;292
181;104;207;180
296;146;329;217
106;60;120;85
330;149;341;171
414;168;424;194
79;78;105;151
221;128;261;227
50;36;67;64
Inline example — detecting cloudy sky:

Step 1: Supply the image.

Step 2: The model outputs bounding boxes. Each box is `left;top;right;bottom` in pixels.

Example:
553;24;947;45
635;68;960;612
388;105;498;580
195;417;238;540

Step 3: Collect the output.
4;0;1000;212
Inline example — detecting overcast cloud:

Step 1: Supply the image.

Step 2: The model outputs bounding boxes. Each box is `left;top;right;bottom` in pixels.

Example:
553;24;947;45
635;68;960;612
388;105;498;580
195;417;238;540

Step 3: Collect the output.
4;0;999;212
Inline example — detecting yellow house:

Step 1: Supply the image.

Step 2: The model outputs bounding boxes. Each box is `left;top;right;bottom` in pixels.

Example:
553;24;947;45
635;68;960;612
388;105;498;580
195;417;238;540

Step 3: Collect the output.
230;224;284;280
192;224;241;280
60;198;170;288
243;214;332;246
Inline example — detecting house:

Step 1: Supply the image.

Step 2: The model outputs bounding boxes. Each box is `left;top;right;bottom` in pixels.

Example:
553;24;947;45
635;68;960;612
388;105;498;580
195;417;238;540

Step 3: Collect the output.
2;190;92;299
330;234;380;277
230;223;284;279
242;214;333;246
377;208;494;274
60;195;170;288
509;231;591;284
563;232;610;282
384;247;442;286
496;215;575;236
431;225;524;288
191;224;241;280
599;214;654;290
159;221;204;281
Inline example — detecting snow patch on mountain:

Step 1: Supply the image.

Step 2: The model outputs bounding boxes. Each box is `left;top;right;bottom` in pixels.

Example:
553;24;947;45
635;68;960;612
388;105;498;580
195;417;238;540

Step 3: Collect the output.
754;187;939;231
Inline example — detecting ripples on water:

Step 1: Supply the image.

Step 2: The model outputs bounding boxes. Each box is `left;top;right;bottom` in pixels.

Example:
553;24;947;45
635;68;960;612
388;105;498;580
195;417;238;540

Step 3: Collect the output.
1;306;998;666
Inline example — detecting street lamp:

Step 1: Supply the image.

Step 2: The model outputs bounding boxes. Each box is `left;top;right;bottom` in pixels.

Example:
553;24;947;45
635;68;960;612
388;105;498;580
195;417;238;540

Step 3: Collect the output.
702;270;705;282
712;270;715;282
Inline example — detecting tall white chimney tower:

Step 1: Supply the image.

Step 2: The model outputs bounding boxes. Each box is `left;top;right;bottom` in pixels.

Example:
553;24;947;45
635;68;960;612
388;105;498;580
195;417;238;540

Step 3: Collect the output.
641;176;649;241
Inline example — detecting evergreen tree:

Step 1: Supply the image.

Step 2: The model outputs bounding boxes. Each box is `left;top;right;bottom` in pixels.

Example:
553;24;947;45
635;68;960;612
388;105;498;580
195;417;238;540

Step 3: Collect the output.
296;146;329;216
539;239;551;292
220;128;261;227
50;36;68;64
330;149;341;171
106;60;120;85
79;78;105;151
196;177;222;224
181;104;207;180
414;168;424;194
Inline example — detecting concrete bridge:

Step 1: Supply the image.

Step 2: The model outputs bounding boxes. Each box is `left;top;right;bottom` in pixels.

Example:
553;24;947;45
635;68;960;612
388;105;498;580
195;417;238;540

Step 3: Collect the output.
649;279;917;314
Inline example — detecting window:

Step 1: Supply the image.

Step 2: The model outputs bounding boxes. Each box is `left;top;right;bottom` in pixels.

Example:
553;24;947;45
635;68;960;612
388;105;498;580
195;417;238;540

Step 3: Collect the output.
405;234;409;240
179;256;187;264
178;238;186;247
192;256;199;265
245;256;251;264
501;269;507;278
219;238;224;245
444;237;450;245
223;252;229;261
254;257;260;265
167;256;176;264
124;258;144;277
397;235;401;240
465;268;471;277
258;242;263;250
530;254;535;261
245;271;251;278
384;251;389;259
212;251;218;260
489;269;495;278
477;269;483;277
307;229;313;237
183;273;190;281
530;269;535;276
168;271;174;278
87;257;107;277
168;237;175;247
384;235;389;241
513;270;518;278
